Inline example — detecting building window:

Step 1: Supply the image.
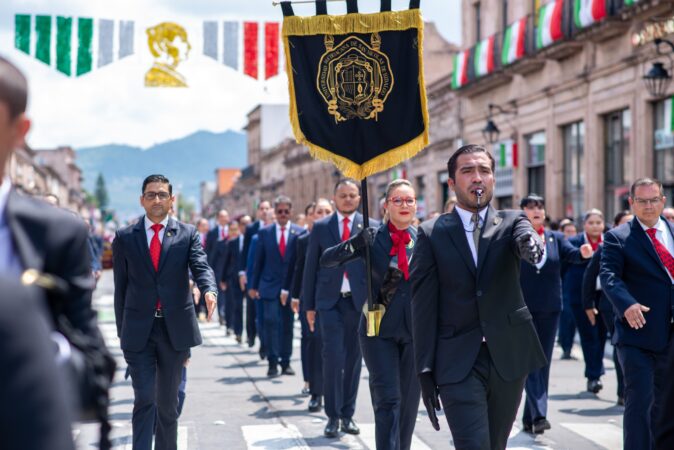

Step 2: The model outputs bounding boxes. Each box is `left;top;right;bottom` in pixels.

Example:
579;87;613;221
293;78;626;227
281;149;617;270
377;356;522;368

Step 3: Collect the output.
654;98;674;201
502;0;509;31
475;2;482;42
604;109;631;219
526;132;546;197
563;121;585;220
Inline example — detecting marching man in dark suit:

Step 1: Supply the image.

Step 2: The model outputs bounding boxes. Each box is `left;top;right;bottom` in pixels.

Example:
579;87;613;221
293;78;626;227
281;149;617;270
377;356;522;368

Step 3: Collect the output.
303;179;374;438
221;219;245;343
411;145;546;450
113;174;217;450
600;177;674;450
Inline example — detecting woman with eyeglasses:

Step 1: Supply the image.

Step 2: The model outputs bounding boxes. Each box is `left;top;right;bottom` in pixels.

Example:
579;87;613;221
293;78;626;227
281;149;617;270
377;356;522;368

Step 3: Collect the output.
320;179;420;450
518;194;592;435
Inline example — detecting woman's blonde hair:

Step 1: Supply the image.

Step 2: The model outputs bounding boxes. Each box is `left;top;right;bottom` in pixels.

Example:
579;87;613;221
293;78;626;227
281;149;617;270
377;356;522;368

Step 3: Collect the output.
383;179;415;223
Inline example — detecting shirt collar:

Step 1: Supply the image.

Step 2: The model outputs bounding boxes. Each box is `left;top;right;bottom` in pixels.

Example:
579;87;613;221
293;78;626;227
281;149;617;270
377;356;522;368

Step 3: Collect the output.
0;178;11;227
336;211;356;223
144;215;169;231
276;221;292;230
454;205;487;228
637;217;666;233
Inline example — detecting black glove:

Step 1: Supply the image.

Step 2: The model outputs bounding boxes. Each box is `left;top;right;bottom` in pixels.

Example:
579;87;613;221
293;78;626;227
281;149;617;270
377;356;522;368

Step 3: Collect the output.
419;372;441;431
351;227;377;251
517;231;544;265
379;267;403;307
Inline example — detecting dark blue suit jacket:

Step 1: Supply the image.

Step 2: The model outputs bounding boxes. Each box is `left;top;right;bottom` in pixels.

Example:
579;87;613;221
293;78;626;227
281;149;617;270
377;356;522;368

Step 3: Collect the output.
600;217;674;352
291;232;310;301
250;223;306;299
562;233;592;307
221;235;244;284
320;223;416;339
113;217;217;352
240;220;262;272
520;230;583;313
302;212;371;312
210;239;229;285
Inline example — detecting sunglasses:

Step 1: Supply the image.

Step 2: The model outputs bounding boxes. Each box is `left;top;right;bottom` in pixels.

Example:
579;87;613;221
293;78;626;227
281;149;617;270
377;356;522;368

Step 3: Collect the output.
275;209;290;214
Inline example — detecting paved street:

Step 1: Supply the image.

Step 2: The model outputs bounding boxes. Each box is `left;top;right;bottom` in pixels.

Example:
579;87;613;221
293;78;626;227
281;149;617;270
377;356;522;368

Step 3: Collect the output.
76;271;625;449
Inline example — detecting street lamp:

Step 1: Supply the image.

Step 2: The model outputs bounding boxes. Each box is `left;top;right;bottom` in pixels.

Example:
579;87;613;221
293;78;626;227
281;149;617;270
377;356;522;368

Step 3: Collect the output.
482;103;517;144
643;38;674;98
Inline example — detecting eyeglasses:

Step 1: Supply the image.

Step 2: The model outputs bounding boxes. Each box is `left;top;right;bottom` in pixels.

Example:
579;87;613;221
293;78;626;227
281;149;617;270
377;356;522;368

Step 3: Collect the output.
633;197;663;206
143;191;171;201
388;197;416;207
275;209;290;215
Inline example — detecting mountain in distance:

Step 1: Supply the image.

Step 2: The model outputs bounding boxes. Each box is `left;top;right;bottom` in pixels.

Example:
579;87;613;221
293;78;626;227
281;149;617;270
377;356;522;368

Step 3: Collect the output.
76;129;247;220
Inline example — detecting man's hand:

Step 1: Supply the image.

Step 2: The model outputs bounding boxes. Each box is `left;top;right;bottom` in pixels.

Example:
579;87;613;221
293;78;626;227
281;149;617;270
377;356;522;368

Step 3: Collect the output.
204;292;217;321
580;243;594;259
624;303;650;329
280;291;289;306
306;310;316;332
239;273;247;292
219;281;227;291
585;308;598;326
419;372;441;431
291;298;300;314
517;231;544;265
248;289;259;299
192;287;201;304
184;358;191;367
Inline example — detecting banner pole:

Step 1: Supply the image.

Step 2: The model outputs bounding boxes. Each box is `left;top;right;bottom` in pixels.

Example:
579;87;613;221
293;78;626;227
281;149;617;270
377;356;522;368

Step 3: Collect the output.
360;178;374;313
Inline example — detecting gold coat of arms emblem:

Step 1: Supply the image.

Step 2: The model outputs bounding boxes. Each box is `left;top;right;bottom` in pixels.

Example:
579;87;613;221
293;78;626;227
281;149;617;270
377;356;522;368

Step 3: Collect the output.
317;33;394;122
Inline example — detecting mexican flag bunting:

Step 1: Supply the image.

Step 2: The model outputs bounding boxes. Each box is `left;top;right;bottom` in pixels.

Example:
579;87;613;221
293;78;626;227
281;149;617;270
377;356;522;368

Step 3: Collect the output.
536;0;564;50
664;96;674;134
14;14;134;77
474;35;495;77
574;0;607;29
390;166;407;181
495;140;518;168
452;50;470;89
502;17;527;66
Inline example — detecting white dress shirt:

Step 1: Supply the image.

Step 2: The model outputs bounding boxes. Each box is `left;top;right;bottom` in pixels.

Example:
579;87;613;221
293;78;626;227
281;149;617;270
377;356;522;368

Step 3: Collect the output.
238;234;244;253
454;205;487;266
144;215;169;247
275;221;291;246
638;217;674;283
0;178;23;277
217;224;229;241
336;211;356;293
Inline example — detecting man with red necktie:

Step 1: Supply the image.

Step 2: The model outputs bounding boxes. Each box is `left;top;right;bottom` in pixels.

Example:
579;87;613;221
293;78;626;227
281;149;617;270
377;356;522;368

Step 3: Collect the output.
600;177;674;450
249;195;306;377
113;174;217;450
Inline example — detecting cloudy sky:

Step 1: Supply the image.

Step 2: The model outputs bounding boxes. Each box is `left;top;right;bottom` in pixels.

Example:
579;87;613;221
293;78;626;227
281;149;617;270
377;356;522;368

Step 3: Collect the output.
1;0;460;149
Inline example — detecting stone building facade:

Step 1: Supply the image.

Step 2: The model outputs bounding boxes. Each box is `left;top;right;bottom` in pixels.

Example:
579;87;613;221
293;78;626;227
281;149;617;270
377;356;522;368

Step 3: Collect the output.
455;0;674;221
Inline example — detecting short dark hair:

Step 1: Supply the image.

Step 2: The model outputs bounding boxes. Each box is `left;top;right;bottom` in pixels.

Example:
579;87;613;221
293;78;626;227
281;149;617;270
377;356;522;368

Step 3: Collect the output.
520;193;545;209
559;218;576;232
142;174;172;195
630;177;664;198
304;202;316;216
613;210;632;227
274;195;292;209
0;57;28;120
446;144;496;181
334;178;360;194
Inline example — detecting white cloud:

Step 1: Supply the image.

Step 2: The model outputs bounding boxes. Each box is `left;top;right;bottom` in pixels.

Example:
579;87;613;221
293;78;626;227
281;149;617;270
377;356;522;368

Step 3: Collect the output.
1;0;460;148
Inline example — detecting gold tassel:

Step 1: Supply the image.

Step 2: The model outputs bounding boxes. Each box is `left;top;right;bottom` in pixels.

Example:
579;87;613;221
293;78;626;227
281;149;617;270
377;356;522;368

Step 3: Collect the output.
282;10;430;181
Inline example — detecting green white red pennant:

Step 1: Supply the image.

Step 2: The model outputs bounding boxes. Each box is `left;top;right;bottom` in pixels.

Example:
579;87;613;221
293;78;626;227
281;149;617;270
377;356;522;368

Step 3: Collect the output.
502;17;526;66
574;0;607;29
452;49;470;89
474;35;495;77
536;0;564;50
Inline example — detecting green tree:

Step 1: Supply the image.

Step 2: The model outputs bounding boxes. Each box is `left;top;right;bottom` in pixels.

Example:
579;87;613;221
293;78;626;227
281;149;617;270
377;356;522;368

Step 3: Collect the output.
94;173;109;210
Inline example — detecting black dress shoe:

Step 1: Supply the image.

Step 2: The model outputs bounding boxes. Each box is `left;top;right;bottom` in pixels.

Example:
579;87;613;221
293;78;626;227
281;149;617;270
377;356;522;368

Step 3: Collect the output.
281;365;295;376
532;418;551;434
522;422;533;434
308;395;322;412
340;418;360;435
248;340;255;348
324;418;339;438
267;366;279;377
235;335;242;344
587;379;603;394
617;396;625;406
561;351;576;360
259;349;267;360
301;386;311;396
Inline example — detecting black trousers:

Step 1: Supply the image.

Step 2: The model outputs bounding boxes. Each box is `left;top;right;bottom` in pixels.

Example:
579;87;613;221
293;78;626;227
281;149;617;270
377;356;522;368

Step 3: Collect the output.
245;294;257;344
360;333;420;450
439;344;525;450
307;313;324;395
123;319;189;450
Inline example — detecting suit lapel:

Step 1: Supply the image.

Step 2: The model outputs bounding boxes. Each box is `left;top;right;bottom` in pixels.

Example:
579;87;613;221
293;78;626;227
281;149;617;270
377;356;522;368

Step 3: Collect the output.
445;210;476;276
632;219;671;279
329;213;341;243
157;218;178;273
5;190;43;270
477;206;502;278
134;217;156;275
353;213;364;235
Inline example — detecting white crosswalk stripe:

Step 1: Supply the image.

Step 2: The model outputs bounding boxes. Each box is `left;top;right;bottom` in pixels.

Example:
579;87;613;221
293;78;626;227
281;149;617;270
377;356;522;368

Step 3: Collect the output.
242;424;310;449
560;422;623;450
358;423;433;449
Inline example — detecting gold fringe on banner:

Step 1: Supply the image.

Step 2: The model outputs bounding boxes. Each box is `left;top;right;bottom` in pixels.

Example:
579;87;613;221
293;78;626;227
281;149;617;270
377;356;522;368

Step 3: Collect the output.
283;9;429;181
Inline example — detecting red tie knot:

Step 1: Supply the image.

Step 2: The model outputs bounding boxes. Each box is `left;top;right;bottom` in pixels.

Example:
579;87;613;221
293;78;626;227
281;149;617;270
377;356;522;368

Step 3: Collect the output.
646;228;657;239
281;226;286;232
343;217;350;225
151;223;164;234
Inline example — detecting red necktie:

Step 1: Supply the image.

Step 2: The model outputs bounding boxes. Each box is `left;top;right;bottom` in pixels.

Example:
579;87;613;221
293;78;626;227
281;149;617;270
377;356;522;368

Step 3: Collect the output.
388;222;411;280
150;223;164;309
279;226;286;258
646;228;674;279
342;217;350;281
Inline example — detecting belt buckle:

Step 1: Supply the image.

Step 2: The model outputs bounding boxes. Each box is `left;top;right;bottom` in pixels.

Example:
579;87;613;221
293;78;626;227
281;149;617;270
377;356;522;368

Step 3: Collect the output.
154;309;163;318
341;292;351;298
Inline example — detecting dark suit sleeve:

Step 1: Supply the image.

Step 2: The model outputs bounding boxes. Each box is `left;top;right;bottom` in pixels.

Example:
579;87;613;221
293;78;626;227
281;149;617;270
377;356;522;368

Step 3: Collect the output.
188;227;217;295
582;247;602;310
221;241;233;284
558;233;584;264
112;231;128;337
290;237;306;299
250;230;265;291
302;226;321;311
319;233;365;268
240;227;254;273
283;230;305;292
600;231;636;316
410;224;439;374
511;212;544;265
